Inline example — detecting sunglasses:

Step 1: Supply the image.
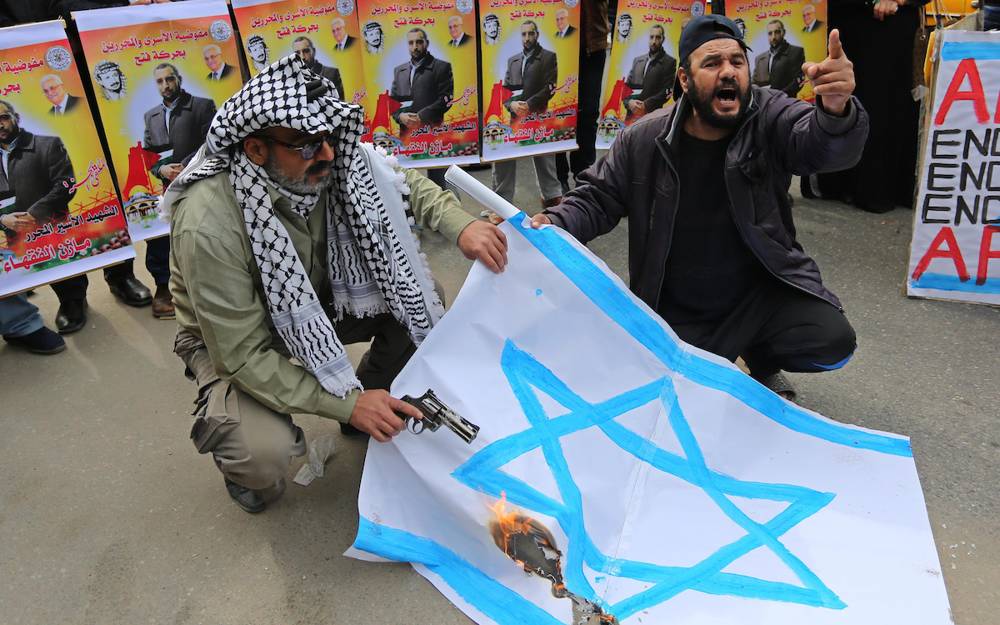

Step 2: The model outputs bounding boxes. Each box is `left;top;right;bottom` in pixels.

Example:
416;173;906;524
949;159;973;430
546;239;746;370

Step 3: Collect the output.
261;134;333;160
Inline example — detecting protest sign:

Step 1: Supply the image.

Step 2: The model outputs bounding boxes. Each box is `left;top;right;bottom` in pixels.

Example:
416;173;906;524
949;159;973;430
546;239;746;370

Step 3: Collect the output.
231;0;366;109
596;0;698;149
74;1;241;242
729;0;827;101
479;0;580;162
907;30;1000;305
0;20;133;298
348;175;952;625
355;0;481;167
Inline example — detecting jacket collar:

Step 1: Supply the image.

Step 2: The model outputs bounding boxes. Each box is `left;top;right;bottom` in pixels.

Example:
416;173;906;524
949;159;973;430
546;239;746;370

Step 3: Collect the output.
7;129;35;152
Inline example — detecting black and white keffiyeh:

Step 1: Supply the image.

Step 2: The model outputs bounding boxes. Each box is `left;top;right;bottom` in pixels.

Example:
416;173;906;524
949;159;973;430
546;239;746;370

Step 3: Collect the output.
162;55;442;398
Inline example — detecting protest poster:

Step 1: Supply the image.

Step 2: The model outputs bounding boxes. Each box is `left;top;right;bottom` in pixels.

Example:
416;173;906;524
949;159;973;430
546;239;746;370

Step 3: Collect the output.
355;0;480;167
231;0;367;109
0;20;134;298
596;0;699;149
74;1;241;242
729;0;827;101
347;175;953;625
907;30;1000;305
479;0;580;162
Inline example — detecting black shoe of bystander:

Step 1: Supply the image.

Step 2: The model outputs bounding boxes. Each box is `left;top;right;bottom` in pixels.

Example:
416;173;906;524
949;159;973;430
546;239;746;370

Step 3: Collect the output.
55;298;88;335
108;276;153;307
2;326;66;355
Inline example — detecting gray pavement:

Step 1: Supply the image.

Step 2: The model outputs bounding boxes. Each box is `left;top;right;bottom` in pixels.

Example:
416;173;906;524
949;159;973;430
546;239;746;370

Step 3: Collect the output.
0;160;997;625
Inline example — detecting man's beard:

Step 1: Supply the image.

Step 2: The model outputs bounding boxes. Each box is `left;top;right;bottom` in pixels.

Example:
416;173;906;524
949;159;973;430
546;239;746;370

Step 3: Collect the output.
686;77;750;129
523;40;538;54
264;154;333;195
0;125;18;144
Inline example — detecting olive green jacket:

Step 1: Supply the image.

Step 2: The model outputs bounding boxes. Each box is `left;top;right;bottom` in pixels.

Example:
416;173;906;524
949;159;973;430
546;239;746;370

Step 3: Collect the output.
169;167;475;422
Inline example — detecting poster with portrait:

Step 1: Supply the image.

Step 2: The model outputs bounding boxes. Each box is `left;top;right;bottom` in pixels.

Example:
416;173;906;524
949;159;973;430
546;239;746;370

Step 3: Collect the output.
596;0;701;149
355;0;480;168
729;0;827;101
0;20;134;298
74;1;242;242
479;0;580;162
231;0;367;109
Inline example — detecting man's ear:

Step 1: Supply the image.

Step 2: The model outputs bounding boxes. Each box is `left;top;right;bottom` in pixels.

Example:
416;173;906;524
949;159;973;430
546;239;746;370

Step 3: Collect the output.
677;67;690;94
242;136;268;166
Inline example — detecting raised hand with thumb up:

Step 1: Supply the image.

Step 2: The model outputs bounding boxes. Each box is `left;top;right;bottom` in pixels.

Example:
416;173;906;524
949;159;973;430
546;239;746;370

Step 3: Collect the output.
800;29;855;116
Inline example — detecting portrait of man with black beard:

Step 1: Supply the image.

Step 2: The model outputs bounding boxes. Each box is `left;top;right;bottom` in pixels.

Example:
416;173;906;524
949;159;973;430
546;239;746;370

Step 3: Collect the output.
503;20;557;120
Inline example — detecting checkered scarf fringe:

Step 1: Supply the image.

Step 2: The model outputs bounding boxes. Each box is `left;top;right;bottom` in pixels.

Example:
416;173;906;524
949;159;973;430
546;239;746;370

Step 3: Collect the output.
162;55;437;398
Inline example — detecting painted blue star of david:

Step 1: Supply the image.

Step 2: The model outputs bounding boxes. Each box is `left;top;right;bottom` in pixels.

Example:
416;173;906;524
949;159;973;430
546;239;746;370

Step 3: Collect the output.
453;340;844;622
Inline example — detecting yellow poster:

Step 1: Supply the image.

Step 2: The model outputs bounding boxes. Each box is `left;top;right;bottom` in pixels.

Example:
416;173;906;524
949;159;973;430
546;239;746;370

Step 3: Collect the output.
596;0;699;149
74;1;243;241
730;0;827;101
479;0;580;161
231;0;367;108
357;0;481;167
0;20;134;297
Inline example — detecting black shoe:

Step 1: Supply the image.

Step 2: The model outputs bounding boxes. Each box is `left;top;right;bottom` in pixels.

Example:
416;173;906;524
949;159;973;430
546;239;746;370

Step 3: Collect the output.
340;422;369;438
800;176;817;199
107;276;152;307
853;195;894;214
3;326;66;354
55;298;88;335
224;478;266;514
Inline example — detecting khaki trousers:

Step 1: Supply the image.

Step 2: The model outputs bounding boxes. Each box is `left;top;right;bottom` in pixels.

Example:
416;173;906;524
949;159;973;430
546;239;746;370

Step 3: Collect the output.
176;312;417;498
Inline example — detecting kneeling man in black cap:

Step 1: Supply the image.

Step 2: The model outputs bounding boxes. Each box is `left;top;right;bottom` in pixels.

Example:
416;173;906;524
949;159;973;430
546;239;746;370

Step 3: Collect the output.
533;15;868;399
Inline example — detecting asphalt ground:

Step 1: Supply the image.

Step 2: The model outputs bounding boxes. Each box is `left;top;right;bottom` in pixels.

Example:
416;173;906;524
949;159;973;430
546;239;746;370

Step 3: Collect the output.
1;161;997;625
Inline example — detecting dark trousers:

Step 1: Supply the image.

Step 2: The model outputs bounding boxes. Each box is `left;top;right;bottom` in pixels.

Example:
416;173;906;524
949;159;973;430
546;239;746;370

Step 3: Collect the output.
50;235;171;303
556;48;608;189
669;280;857;378
817;5;920;207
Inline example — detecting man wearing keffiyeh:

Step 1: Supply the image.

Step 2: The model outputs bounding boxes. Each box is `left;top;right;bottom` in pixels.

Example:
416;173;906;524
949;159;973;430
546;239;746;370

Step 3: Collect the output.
164;55;507;513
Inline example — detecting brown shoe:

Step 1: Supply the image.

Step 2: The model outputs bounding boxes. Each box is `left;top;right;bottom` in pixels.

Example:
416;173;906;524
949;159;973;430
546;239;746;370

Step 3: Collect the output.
541;196;563;209
152;284;175;319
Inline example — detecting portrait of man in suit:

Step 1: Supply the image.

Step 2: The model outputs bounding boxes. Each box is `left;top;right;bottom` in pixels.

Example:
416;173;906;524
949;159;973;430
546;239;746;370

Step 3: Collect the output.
40;74;80;116
624;24;676;119
246;35;270;73
292;36;345;100
616;13;632;42
142;63;217;184
331;18;355;51
733;17;747;38
503;20;558;121
483;13;501;45
363;20;385;55
0;99;75;243
801;4;824;33
202;44;234;81
390;28;454;133
752;20;805;98
554;9;575;38
93;60;126;101
447;15;470;47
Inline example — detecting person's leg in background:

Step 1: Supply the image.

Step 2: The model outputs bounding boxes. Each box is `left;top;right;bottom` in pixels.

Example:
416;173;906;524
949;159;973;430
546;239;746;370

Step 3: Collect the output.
0;293;65;354
49;273;88;334
145;235;174;319
492;158;519;204
533;154;563;207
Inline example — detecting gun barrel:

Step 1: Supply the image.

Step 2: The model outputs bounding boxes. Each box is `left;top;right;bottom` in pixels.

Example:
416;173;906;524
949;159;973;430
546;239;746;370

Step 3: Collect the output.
445;415;480;444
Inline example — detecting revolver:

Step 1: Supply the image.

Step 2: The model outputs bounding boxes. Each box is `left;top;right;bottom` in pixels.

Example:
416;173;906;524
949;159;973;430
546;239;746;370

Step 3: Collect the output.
399;389;480;444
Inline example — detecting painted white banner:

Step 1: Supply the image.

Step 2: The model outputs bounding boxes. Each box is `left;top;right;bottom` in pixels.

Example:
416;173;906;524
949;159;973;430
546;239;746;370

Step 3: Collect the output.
350;213;952;625
907;29;1000;305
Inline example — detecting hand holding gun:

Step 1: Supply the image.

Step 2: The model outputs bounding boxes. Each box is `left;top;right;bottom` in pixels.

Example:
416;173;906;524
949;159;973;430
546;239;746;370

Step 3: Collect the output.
399;389;480;444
